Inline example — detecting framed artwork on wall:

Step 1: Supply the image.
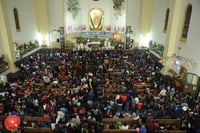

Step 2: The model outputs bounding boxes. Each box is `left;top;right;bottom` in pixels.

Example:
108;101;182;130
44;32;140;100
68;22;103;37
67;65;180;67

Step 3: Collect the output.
88;8;104;31
13;8;21;32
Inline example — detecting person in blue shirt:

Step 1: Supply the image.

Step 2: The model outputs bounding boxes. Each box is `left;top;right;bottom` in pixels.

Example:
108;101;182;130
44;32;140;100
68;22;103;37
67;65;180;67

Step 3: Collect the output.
140;125;147;133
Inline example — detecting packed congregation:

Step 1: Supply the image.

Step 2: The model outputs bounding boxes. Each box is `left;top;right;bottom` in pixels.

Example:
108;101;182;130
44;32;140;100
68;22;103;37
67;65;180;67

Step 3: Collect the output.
0;48;199;133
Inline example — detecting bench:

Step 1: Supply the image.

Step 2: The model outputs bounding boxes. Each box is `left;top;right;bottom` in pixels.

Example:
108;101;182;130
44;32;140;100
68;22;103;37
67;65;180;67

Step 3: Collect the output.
102;118;181;126
33;83;45;87
25;117;50;123
102;129;186;133
0;116;6;121
102;118;137;124
102;129;137;133
106;88;156;93
24;128;53;133
160;130;186;133
154;119;181;127
107;84;150;89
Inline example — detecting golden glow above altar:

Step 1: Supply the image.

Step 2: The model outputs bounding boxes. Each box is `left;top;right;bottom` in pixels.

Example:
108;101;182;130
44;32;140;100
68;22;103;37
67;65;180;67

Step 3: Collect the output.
88;8;104;31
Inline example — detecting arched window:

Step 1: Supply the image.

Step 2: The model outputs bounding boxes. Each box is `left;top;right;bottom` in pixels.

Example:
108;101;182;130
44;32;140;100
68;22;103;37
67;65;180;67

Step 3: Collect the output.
13;8;21;32
163;8;170;32
180;4;192;42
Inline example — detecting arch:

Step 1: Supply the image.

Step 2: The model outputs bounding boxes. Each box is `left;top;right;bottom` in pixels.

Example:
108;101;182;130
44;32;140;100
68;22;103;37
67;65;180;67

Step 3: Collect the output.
163;8;170;32
13;8;21;32
180;4;192;42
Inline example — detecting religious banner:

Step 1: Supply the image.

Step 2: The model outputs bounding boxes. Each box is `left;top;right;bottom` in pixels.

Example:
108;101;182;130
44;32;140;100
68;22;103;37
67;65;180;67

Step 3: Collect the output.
59;27;65;48
88;8;104;31
81;32;111;38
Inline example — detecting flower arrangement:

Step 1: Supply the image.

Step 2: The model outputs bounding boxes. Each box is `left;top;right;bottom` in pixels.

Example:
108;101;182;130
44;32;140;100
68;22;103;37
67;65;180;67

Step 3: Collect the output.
91;37;105;44
109;38;124;49
113;0;125;17
109;38;123;46
76;37;105;45
15;41;39;59
88;44;93;47
76;37;87;44
149;42;164;57
99;43;104;47
67;0;80;19
65;40;75;49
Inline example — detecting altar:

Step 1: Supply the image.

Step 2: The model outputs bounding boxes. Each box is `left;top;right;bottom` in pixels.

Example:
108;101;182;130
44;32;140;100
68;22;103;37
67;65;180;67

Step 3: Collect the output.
77;41;114;50
75;34;118;50
87;41;101;45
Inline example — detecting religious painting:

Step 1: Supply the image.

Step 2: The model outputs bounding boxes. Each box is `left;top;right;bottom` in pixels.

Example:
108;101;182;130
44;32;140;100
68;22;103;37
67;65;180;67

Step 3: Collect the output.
88;8;104;31
13;8;21;32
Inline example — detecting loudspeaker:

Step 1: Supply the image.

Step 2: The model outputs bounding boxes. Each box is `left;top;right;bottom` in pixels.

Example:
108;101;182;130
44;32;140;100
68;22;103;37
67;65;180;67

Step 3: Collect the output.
57;39;59;43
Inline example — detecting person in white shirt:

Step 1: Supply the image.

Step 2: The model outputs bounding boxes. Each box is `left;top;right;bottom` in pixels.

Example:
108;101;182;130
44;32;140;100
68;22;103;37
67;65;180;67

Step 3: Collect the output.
159;88;167;96
135;97;139;104
121;123;129;129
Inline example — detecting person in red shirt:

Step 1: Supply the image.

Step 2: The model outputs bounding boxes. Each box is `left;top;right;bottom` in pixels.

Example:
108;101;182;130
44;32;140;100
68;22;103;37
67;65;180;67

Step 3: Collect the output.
121;95;127;102
137;102;143;113
146;120;159;133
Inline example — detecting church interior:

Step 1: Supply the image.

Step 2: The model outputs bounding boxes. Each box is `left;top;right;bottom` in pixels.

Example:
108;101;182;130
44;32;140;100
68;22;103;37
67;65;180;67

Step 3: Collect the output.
0;0;200;132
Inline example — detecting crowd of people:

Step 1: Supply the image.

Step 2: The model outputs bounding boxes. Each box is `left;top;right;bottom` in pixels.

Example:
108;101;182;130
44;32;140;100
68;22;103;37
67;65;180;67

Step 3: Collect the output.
0;48;199;133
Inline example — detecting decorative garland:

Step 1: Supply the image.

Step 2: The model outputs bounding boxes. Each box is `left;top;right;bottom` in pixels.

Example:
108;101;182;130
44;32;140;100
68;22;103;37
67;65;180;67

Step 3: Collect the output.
67;0;80;19
14;41;39;59
113;0;125;17
65;40;75;49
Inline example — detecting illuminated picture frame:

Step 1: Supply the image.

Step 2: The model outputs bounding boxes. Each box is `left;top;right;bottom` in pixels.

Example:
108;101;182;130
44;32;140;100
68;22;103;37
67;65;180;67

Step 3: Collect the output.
88;8;104;31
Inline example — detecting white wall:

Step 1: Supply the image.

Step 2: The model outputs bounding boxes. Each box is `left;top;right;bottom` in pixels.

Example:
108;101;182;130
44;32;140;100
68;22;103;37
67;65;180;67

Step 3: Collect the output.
47;0;64;43
175;0;200;76
150;0;171;45
151;0;200;76
0;34;4;55
65;0;126;32
126;0;142;43
6;0;38;44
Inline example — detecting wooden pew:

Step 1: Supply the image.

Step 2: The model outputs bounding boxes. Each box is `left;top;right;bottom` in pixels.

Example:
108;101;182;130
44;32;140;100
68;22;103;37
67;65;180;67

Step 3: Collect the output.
33;83;45;87
102;118;181;126
136;84;150;88
0;116;6;121
106;88;156;93
102;118;137;124
102;129;186;133
102;129;138;133
102;116;182;132
154;119;181;127
160;130;186;133
0;103;4;110
24;128;53;133
46;88;68;92
25;117;50;123
24;117;52;132
108;84;150;89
